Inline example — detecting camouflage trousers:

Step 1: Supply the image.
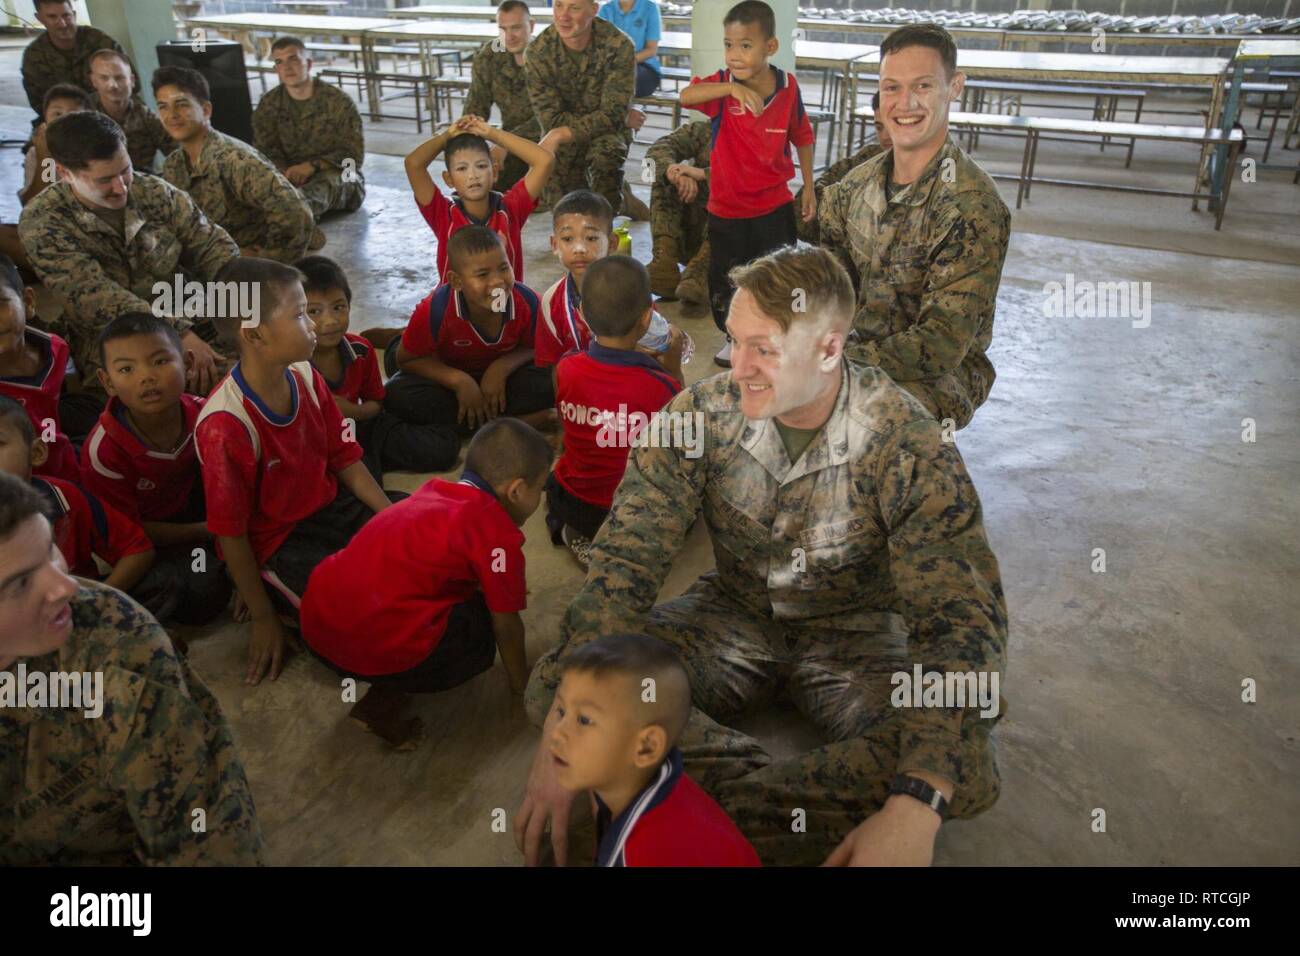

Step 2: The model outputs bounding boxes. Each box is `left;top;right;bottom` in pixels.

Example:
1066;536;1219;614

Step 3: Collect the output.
649;178;708;264
299;167;366;220
526;573;1001;866
543;132;632;217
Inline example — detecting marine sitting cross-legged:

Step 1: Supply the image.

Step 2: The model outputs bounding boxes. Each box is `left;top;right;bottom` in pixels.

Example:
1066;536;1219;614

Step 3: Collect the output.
516;244;1008;867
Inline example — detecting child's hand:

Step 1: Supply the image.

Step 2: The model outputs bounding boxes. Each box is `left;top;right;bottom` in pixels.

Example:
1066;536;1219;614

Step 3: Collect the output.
626;107;646;132
729;81;765;116
478;363;510;420
448;115;476;136
676;174;699;204
459;114;493;139
801;186;817;223
453;376;491;429
246;614;287;685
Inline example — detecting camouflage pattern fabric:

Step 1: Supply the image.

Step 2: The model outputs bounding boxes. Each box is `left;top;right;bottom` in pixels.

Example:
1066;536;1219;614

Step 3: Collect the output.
526;361;1008;865
0;582;266;865
17;176;238;381
818;138;1011;430
525;18;635;213
21;26;136;119
796;141;884;245
162;129;314;263
251;78;366;219
647;120;710;265
90;92;175;173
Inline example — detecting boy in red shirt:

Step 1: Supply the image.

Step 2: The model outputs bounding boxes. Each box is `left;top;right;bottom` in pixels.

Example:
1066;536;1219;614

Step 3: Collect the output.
535;190;612;370
547;256;684;569
384;226;554;435
681;0;816;367
298;255;458;480
301;418;553;749
405;114;560;284
548;632;760;867
0;254;78;480
0;395;154;598
81;313;231;625
195;257;395;686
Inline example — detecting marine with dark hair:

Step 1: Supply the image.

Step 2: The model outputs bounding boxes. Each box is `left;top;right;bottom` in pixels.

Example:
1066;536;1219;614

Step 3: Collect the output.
156;66;316;263
0;469;266;865
16;110;238;398
251;35;367;220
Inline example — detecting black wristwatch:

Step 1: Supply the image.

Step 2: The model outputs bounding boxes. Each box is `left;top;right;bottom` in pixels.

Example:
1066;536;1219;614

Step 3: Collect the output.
888;774;949;820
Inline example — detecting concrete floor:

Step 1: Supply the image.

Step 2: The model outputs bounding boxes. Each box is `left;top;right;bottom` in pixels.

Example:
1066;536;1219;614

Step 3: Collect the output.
1;49;1297;865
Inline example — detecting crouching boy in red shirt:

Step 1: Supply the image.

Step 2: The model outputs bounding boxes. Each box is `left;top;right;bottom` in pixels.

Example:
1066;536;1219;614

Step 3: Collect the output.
300;418;553;749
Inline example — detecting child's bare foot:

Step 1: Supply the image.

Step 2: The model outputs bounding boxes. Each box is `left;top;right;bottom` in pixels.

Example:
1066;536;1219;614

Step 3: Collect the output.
349;686;424;751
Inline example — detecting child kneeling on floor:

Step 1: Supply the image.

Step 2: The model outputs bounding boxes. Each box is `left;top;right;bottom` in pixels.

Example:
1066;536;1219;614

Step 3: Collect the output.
300;417;553;749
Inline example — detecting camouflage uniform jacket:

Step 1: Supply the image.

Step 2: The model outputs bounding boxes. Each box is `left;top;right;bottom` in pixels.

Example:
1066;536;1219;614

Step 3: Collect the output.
0;582;266;865
561;361;1009;788
17;176;238;379
464;40;541;141
645;119;711;186
818;139;1011;429
251;78;365;179
796;141;883;244
90;92;176;172
21;26;136;118
162;129;314;262
525;18;635;146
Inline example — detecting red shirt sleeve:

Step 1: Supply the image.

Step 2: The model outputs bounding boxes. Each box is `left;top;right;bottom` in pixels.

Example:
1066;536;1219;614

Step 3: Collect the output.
533;313;563;368
468;515;527;614
417;188;452;237
311;367;364;473
687;70;727;117
84;485;153;566
197;413;258;539
516;285;539;350
79;427;139;522
503;176;539;220
789;78;815;149
400;292;437;358
358;345;386;402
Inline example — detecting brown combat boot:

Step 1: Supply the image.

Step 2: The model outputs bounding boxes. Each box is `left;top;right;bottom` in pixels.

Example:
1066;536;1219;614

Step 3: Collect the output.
675;240;709;306
621;181;651;221
648;235;682;300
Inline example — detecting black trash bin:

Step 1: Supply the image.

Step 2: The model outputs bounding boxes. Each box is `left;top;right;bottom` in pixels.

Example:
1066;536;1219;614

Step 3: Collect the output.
155;37;254;145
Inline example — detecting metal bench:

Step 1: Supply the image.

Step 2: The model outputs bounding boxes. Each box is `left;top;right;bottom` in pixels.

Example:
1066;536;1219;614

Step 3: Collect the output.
320;67;433;132
960;78;1147;158
850;106;1245;229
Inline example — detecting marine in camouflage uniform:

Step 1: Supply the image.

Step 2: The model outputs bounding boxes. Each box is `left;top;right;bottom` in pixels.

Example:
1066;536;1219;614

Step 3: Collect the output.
796;141;886;245
90;92;175;173
645;119;711;302
0;581;266;865
818;139;1011;430
525;361;1008;866
464;38;543;193
17;174;238;384
21;24;135;121
525;16;635;215
163;128;314;263
252;77;366;220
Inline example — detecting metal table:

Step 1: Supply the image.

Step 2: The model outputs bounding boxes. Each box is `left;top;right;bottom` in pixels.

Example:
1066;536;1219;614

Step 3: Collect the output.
184;12;403;62
1215;39;1300;197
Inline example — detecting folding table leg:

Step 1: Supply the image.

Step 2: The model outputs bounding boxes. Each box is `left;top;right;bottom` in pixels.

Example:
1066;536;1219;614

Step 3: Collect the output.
1216;143;1241;230
1025;130;1042;203
1015;130;1033;209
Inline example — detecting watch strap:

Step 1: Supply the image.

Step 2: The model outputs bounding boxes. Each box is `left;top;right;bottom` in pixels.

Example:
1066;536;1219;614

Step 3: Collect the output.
888;774;949;820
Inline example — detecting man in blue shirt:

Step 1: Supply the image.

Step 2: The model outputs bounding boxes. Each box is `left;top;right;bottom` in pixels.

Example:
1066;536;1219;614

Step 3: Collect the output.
598;0;662;96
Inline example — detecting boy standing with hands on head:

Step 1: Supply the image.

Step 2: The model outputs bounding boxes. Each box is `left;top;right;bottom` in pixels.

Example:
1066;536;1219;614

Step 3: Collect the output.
680;0;815;368
195;258;394;686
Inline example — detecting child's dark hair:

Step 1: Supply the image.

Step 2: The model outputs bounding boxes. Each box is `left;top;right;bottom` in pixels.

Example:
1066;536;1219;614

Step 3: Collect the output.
42;82;92;116
463;417;553;488
445;133;491;167
211;257;305;349
97;312;184;367
0;471;50;542
561;633;692;741
446;224;506;273
880;23;958;78
552;189;613;232
723;0;776;40
151;65;211;104
0;395;35;446
44;110;126;171
0;254;24;297
296;255;352;303
579;257;651;338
